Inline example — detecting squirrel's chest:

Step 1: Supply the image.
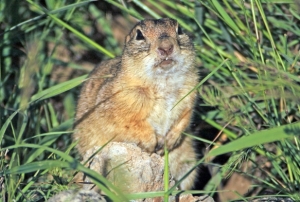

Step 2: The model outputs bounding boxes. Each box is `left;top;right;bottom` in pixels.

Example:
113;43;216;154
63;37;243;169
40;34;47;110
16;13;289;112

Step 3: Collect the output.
147;81;186;136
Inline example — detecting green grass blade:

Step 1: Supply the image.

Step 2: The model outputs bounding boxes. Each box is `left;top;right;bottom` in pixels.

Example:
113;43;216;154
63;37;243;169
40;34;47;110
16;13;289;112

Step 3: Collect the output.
30;75;87;103
26;0;115;58
0;110;19;142
1;143;127;201
211;0;240;33
208;122;300;157
5;0;95;34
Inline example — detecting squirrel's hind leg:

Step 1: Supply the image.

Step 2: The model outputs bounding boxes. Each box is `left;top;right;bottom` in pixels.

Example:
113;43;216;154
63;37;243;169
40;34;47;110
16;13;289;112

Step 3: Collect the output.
168;136;198;190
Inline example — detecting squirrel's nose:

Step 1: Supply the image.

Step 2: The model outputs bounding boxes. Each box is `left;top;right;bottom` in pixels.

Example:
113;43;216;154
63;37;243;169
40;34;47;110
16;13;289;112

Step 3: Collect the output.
157;39;174;57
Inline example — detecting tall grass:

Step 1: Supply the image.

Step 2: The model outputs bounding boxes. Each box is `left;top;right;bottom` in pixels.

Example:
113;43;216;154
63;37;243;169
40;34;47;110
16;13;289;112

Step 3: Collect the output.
0;0;299;201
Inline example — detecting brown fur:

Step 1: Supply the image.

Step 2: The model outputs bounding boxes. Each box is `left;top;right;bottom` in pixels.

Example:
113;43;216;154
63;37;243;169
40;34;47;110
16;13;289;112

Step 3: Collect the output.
74;18;199;190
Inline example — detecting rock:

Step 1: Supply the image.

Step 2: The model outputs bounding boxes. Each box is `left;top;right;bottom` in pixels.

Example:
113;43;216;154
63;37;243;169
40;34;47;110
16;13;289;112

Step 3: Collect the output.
52;142;215;202
78;142;166;195
48;189;106;202
170;194;214;202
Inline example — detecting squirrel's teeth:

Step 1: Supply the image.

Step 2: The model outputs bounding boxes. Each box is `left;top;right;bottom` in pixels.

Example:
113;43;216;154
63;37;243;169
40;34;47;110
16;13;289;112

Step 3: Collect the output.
166;57;168;60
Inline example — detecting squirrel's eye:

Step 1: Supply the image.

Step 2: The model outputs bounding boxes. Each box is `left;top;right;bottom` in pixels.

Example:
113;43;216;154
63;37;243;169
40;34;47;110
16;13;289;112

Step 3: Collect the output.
177;26;183;35
136;29;145;40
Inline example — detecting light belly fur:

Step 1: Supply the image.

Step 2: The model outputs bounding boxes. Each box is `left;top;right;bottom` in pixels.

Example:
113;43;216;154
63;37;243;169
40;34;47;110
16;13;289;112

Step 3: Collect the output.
147;89;182;136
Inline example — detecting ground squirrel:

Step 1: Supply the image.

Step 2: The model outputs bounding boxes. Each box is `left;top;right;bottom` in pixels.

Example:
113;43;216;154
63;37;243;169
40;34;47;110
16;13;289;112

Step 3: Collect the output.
74;18;199;190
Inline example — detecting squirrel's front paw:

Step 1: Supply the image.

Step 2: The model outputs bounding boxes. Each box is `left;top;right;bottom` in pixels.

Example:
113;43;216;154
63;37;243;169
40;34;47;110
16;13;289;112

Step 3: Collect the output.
137;134;157;153
154;134;182;155
154;135;165;155
165;132;183;152
155;147;164;156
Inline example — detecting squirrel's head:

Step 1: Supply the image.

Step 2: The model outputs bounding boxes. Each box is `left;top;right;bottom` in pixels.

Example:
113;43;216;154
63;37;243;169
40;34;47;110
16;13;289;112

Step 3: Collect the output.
122;18;195;77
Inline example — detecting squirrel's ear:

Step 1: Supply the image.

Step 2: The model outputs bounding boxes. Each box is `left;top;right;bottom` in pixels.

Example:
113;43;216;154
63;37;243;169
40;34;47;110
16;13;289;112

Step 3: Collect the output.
125;35;131;43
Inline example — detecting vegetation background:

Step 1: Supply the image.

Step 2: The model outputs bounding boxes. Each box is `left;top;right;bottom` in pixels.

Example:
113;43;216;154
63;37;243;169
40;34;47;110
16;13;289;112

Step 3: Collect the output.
1;0;299;201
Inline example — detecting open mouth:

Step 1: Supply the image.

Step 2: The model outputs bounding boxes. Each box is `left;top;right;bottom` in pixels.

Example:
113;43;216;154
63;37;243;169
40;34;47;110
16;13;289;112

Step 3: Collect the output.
160;58;173;65
158;57;175;69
